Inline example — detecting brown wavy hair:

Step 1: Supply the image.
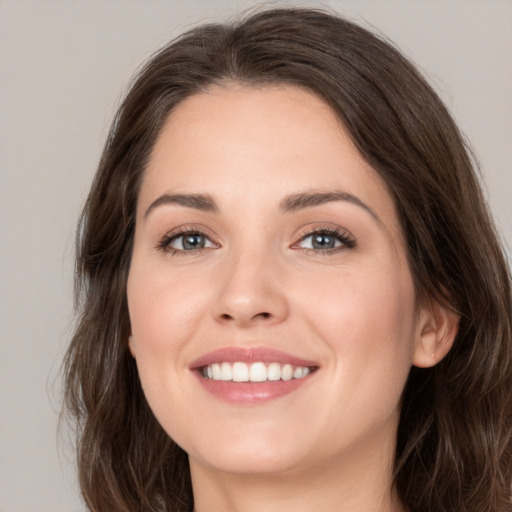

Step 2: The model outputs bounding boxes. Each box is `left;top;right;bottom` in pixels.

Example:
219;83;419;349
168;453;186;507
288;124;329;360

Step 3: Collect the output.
62;7;512;512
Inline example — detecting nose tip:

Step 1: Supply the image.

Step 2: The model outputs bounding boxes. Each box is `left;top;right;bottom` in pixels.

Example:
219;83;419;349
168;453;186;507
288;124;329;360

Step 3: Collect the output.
212;264;289;328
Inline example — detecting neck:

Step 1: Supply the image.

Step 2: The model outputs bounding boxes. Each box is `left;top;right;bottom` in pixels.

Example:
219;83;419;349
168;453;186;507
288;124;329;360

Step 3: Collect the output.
190;432;406;512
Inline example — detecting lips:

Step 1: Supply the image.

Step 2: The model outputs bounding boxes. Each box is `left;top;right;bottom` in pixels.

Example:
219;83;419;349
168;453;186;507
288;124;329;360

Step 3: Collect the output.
189;346;319;369
190;347;319;404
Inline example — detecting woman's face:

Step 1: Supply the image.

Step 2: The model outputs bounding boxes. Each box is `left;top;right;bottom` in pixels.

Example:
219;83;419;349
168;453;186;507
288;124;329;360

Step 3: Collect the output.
127;85;424;478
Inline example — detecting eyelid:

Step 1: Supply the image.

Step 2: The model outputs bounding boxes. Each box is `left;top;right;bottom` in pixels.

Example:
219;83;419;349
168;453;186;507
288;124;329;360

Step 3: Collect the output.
156;224;220;253
169;232;217;250
155;223;355;255
291;224;356;252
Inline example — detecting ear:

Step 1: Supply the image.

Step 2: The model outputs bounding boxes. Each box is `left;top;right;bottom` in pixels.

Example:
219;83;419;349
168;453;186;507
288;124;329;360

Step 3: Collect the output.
128;334;136;358
413;300;460;368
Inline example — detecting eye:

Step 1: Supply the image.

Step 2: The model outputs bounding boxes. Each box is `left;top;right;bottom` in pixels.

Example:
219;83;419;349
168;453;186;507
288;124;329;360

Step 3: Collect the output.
294;227;355;253
158;229;218;254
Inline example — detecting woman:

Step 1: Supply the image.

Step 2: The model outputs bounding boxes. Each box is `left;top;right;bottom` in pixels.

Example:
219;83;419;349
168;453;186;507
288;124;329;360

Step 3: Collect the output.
62;7;512;512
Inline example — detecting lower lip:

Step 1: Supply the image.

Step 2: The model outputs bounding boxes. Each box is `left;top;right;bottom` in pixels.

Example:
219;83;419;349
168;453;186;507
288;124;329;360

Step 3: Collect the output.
194;372;314;405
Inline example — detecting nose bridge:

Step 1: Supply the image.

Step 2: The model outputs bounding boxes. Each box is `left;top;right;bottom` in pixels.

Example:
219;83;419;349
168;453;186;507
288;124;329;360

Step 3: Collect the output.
213;237;289;327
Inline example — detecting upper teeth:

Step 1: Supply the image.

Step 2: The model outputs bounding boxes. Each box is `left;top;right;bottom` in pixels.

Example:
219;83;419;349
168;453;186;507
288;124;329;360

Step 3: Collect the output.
202;362;312;382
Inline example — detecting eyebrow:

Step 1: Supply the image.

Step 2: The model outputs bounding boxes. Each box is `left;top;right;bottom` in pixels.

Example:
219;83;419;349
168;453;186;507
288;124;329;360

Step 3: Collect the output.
144;193;219;218
144;189;380;222
279;190;380;221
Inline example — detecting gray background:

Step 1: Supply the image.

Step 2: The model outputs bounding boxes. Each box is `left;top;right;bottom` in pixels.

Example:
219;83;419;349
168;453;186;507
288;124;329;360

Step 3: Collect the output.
1;1;511;510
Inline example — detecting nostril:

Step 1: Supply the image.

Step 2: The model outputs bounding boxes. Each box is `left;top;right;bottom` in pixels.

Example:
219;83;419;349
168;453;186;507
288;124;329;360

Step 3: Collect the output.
252;311;272;320
220;312;270;321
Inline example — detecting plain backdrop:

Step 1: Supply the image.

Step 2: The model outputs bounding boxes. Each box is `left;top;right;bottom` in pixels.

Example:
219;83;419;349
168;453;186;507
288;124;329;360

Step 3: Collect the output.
1;1;511;510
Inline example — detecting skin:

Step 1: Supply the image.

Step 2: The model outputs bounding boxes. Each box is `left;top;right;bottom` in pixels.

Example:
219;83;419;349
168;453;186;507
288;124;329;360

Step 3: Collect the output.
127;85;457;512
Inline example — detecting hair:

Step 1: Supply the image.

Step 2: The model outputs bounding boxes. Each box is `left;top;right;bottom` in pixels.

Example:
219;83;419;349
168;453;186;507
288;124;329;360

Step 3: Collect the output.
62;7;512;512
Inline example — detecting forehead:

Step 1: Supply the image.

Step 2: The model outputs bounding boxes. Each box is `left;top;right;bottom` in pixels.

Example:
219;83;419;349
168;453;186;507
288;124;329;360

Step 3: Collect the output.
140;84;399;234
145;84;357;185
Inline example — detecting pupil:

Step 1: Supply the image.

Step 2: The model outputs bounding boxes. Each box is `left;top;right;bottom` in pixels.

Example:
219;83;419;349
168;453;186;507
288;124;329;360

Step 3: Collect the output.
183;234;204;250
312;234;334;249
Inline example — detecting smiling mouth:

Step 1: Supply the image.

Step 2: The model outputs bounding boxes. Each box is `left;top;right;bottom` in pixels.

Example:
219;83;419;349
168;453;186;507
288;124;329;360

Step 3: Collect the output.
190;347;319;403
200;361;317;382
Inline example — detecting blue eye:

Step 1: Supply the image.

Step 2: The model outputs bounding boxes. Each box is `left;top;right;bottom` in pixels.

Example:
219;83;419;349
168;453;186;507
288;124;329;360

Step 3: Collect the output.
297;229;355;252
157;227;354;255
172;233;208;250
301;233;339;250
158;230;217;253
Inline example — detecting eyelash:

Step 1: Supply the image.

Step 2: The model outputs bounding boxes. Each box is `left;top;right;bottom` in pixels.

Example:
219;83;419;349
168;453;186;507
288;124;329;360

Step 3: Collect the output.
156;225;216;256
294;226;356;255
156;225;356;256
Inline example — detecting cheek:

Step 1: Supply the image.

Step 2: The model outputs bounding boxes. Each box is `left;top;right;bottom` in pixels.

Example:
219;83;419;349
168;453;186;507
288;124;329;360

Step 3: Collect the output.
127;258;213;359
125;260;211;438
297;261;417;400
302;259;415;339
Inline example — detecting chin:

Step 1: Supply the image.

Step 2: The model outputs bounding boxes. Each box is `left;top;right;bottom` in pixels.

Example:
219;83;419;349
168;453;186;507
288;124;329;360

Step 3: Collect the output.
192;447;307;477
181;423;314;476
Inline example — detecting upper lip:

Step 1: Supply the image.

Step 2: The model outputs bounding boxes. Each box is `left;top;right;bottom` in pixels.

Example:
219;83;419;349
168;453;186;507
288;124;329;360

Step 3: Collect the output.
189;346;319;370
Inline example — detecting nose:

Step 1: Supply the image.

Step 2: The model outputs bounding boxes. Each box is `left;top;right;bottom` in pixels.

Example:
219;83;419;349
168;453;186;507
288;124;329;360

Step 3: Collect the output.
212;249;290;328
